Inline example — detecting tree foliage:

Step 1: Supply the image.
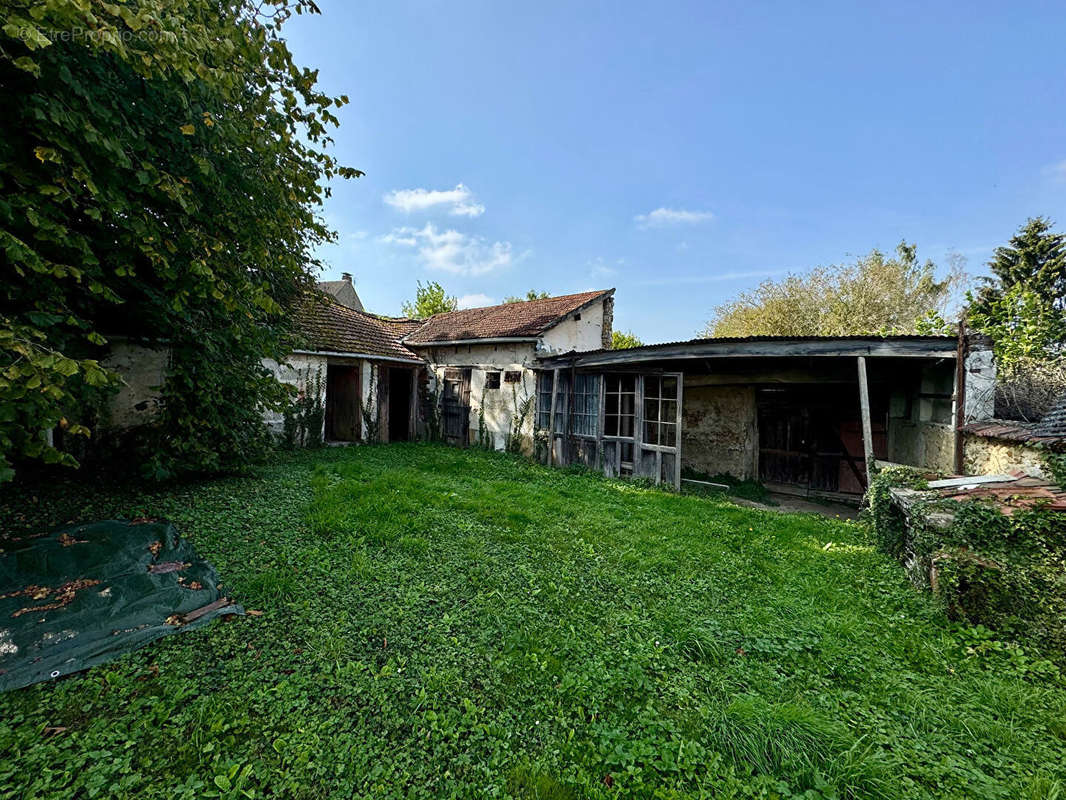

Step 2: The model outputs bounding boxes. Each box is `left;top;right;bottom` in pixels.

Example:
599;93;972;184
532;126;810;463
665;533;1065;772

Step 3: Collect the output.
611;330;643;349
0;0;358;480
967;218;1066;420
704;243;964;338
504;289;549;303
968;217;1066;369
401;281;457;318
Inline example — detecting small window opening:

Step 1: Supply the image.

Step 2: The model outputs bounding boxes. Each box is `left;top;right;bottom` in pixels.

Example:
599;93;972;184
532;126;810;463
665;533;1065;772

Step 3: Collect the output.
484;371;501;389
504;370;522;384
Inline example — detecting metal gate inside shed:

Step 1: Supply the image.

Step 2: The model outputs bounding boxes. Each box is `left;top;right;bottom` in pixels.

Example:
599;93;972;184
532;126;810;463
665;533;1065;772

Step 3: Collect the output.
757;386;886;497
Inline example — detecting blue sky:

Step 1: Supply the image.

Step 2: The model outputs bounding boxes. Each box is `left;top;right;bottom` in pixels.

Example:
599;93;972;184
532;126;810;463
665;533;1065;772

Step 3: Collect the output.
284;1;1066;342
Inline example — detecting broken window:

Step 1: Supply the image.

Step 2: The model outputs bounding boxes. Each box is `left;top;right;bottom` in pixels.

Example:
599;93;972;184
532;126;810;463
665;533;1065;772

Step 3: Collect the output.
553;372;572;434
571;374;600;437
643;375;679;447
484;371;501;389
535;371;553;430
604;375;636;437
504;370;522;384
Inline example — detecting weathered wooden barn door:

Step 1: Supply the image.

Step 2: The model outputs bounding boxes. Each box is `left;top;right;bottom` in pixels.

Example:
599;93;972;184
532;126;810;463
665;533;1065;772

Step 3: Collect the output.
441;368;471;446
325;364;361;442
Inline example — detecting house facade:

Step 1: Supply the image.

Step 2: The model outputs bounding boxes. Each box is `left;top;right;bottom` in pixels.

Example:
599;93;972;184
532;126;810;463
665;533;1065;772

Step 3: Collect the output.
266;288;614;450
401;290;614;450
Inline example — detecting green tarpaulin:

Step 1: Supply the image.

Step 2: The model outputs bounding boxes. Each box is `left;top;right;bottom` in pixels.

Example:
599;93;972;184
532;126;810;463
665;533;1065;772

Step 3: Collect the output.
0;519;242;692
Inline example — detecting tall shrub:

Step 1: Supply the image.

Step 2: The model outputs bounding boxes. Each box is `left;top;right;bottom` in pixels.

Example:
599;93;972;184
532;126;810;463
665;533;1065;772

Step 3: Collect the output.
1;1;361;480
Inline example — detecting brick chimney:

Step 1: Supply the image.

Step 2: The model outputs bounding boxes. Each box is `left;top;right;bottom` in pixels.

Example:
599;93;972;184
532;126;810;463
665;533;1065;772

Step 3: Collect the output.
341;272;353;283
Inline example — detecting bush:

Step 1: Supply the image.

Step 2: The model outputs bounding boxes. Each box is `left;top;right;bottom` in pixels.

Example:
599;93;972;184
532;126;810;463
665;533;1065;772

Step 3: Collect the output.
868;469;1066;656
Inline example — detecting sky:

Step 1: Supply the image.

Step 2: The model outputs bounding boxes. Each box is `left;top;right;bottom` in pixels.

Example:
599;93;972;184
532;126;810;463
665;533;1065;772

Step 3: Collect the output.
283;1;1066;342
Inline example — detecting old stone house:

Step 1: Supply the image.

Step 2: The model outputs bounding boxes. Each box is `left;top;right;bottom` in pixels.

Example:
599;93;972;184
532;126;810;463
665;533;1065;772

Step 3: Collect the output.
267;287;615;449
104;280;1063;498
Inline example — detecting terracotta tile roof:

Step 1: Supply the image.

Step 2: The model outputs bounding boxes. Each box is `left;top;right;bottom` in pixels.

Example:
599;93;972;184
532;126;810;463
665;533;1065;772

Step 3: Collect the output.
403;290;613;345
961;419;1066;451
294;294;421;361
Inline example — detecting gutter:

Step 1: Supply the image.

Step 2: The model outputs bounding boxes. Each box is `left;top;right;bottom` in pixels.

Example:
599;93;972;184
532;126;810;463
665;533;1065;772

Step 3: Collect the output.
291;349;425;366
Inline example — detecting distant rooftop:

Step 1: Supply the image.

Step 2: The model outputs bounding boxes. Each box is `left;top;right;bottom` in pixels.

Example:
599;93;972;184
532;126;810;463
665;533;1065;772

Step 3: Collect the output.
317;272;364;312
403;289;613;345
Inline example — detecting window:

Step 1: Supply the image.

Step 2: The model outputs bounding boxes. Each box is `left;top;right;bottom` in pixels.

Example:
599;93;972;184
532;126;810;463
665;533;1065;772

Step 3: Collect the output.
535;371;553;430
484;371;501;390
571;374;600;437
504;370;522;384
603;375;636;437
642;375;679;447
553;372;571;434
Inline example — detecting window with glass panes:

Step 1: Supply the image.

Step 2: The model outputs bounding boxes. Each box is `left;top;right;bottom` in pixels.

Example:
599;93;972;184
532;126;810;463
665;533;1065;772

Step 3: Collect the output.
571;374;600;437
642;375;679;447
603;375;636;437
535;371;553;430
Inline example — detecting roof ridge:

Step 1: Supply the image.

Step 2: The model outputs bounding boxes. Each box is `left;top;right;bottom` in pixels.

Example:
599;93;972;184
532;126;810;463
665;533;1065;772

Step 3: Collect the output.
426;288;613;318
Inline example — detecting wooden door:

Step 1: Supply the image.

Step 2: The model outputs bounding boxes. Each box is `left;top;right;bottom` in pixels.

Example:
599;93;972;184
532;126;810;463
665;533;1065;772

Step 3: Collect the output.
325;364;361;442
441;368;471;445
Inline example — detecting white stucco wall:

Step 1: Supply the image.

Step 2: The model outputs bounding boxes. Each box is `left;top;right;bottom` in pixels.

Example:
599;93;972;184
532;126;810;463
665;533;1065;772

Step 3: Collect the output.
424;343;538;451
262;354;328;438
262;355;382;442
540;299;606;355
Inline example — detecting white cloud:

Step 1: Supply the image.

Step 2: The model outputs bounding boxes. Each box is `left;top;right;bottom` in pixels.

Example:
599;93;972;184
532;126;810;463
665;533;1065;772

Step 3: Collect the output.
635;207;715;228
382;223;516;276
383;184;486;217
457;293;495;309
1044;159;1066;182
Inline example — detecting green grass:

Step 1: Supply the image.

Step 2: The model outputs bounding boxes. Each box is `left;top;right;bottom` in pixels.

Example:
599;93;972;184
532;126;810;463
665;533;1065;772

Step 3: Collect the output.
1;443;1065;799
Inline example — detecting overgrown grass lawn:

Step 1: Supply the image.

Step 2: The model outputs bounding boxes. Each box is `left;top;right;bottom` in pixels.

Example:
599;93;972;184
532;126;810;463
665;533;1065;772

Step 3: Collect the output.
2;444;1065;799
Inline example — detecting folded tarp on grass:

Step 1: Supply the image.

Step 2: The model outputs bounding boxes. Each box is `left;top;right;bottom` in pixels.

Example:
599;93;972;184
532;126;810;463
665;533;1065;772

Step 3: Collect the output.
0;519;242;692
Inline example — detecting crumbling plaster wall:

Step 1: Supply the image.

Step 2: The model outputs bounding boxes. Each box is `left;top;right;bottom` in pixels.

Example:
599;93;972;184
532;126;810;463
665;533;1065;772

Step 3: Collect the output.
423;343;538;451
540;300;606;355
680;381;757;480
261;353;328;438
101;341;169;430
261;354;381;441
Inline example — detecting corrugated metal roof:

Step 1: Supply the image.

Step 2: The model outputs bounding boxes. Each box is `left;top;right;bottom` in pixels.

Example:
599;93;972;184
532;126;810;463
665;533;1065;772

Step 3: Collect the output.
1035;394;1066;438
566;333;959;358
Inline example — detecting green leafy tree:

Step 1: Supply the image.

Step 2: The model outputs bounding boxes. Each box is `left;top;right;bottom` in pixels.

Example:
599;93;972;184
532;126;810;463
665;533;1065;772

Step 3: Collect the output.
967;218;1066;420
504;289;550;303
968;217;1066;367
704;243;965;338
611;330;643;349
401;281;457;318
1;1;360;481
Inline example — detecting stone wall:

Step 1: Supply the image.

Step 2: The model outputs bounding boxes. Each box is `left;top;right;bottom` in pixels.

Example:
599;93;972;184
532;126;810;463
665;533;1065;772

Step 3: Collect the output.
962;434;1051;479
887;421;956;474
680;381;757;480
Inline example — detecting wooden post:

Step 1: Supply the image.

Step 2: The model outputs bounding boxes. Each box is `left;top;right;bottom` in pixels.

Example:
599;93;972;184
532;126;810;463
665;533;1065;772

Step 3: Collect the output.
856;356;874;474
952;321;968;475
547;368;559;466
